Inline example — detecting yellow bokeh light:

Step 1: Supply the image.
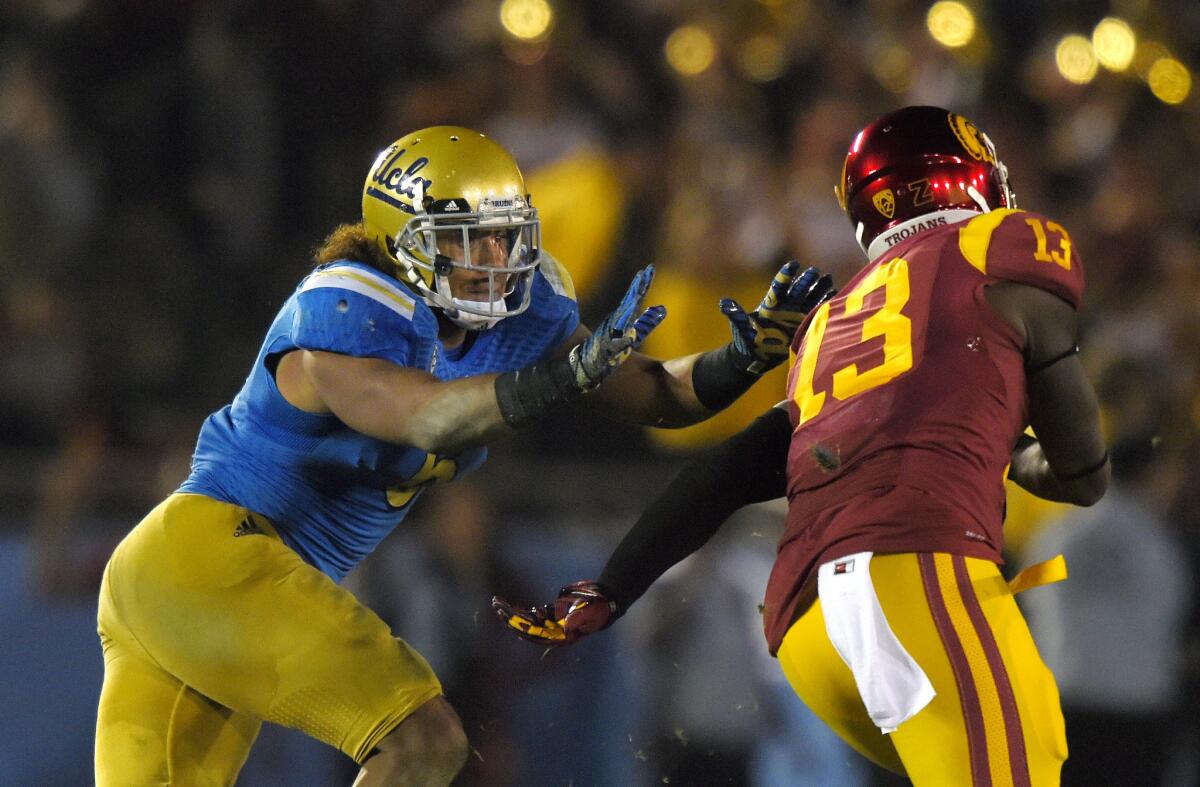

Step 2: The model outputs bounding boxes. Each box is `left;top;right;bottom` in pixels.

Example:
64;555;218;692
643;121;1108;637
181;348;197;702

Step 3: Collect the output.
1133;40;1170;80
1092;17;1136;71
738;35;786;82
1148;57;1192;104
665;26;717;77
872;44;913;94
499;0;554;42
927;1;976;49
1055;34;1098;84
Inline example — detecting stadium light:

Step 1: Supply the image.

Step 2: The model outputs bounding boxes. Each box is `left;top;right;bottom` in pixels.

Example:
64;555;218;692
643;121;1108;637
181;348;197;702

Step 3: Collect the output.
1133;40;1171;80
1055;34;1098;84
872;45;914;94
927;1;976;49
738;34;786;82
499;0;554;42
1148;57;1192;104
665;25;717;77
1092;17;1136;72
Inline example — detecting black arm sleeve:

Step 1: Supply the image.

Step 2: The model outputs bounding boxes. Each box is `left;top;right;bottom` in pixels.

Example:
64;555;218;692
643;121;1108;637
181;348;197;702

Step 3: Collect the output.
597;406;792;615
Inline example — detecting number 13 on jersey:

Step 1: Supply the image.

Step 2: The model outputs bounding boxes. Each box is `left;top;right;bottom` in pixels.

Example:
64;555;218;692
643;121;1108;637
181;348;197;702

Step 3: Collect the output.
792;257;914;426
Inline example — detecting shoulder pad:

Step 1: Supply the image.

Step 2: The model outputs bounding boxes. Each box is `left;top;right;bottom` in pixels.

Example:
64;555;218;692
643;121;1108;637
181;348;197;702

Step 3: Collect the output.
291;263;432;365
536;250;577;302
957;208;1085;308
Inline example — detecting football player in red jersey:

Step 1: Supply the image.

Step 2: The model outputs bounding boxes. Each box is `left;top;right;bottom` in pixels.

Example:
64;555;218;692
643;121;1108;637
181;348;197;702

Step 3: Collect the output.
496;106;1109;786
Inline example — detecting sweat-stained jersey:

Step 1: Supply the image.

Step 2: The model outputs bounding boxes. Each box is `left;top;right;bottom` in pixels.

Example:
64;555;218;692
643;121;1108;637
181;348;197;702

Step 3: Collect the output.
180;256;579;581
762;208;1084;653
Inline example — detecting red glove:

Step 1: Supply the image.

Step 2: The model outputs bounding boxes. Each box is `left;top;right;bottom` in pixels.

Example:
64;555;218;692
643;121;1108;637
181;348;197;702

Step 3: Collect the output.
492;581;617;647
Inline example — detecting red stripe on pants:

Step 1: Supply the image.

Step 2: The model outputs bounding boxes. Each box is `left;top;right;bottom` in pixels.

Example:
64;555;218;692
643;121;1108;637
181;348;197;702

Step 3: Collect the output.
919;553;991;786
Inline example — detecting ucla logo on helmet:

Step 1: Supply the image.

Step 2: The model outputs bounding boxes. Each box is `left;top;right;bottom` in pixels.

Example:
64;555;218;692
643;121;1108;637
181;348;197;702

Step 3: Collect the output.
369;145;434;202
873;188;896;218
948;113;996;164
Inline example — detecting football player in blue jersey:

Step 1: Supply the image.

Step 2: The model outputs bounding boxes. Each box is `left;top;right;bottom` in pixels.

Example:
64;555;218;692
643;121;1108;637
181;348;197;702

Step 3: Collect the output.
93;126;834;786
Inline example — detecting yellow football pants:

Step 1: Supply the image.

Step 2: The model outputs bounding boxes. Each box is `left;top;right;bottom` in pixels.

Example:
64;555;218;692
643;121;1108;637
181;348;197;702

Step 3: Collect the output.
778;552;1067;786
95;493;443;786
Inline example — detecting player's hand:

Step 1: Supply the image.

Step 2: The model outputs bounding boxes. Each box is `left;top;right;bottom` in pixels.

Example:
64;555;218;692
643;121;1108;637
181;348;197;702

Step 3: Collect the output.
492;581;616;647
721;261;835;374
569;266;666;391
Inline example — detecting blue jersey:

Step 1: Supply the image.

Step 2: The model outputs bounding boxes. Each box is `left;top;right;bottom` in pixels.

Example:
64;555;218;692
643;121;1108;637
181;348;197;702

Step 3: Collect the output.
180;257;579;580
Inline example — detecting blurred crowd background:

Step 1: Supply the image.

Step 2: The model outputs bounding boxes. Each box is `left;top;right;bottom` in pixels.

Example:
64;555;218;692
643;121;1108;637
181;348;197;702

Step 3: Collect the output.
2;0;1198;784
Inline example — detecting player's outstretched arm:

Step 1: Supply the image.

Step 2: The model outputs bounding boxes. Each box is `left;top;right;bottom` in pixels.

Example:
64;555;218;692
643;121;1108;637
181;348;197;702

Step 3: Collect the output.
493;405;792;647
986;281;1109;505
277;267;665;455
577;260;833;427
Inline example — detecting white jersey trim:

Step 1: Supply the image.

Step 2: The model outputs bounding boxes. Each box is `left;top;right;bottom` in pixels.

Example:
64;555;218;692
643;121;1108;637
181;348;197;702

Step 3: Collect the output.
300;266;415;320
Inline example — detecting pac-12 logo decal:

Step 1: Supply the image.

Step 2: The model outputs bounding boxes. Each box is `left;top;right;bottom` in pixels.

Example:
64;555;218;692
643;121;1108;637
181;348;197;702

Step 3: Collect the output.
948;113;997;164
873;188;895;218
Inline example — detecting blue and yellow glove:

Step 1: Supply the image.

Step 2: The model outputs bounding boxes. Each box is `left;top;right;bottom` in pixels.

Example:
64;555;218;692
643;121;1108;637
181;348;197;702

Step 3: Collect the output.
492;581;616;648
570;266;666;391
495;267;665;427
721;261;835;374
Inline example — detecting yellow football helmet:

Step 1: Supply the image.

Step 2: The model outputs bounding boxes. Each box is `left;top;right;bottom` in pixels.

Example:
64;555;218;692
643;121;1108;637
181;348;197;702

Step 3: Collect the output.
362;126;541;329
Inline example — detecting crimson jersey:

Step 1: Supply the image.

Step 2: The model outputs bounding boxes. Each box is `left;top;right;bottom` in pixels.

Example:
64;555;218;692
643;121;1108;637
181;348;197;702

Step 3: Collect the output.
763;208;1084;653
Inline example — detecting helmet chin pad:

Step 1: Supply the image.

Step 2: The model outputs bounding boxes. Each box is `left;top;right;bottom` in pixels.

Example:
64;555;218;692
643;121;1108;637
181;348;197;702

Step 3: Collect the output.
443;296;511;330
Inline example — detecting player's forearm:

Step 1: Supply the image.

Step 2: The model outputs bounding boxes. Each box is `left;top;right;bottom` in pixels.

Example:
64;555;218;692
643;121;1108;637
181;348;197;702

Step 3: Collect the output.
583;344;765;428
403;377;516;454
1008;434;1109;506
332;372;514;455
411;353;603;452
598;407;791;613
581;352;710;427
306;346;602;453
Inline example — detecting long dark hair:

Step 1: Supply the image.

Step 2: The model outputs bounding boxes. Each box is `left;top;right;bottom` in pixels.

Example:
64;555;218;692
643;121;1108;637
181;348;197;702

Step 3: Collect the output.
312;222;395;276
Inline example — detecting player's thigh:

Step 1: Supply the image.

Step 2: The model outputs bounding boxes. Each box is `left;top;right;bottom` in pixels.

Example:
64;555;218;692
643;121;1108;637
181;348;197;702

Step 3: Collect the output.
105;493;443;764
777;598;906;774
876;553;1066;787
95;634;260;787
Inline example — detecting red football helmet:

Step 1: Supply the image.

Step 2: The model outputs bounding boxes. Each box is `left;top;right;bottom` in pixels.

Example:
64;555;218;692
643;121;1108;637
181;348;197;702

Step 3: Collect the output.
834;106;1015;260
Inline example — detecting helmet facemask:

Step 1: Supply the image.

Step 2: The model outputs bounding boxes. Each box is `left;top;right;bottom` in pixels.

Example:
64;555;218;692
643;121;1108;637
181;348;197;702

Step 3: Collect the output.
395;188;541;330
361;126;543;331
